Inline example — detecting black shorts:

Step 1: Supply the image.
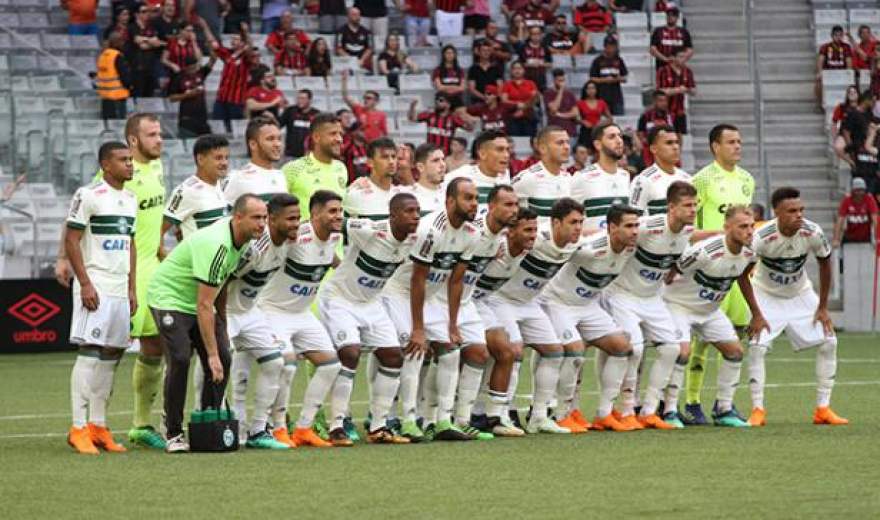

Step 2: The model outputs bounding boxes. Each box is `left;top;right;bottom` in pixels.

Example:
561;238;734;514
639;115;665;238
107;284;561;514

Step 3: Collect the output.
464;14;490;31
674;114;688;135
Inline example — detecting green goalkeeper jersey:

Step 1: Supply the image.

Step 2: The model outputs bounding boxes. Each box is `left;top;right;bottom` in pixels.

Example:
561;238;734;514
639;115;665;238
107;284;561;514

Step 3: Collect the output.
282;153;348;221
692;161;755;231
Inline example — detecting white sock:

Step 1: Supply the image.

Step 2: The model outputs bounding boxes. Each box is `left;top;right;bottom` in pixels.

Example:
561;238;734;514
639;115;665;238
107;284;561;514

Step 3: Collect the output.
71;354;98;428
598;353;628;417
435;348;461;423
230;350;252;435
297;361;341;428
454;361;484;426
748;344;768;410
416;358;430;410
192;355;204;411
369;363;401;432
418;360;438;424
398;353;423;423
816;338;837;407
505;359;522;414
570;363;584;413
89;358;119;427
556;353;585;419
472;357;493;417
715;356;742;413
486;389;508;418
330;366;356;430
620;343;644;416
640;343;679;416
594;348;608;392
530;353;563;424
250;356;282;435
271;361;298;428
664;357;687;412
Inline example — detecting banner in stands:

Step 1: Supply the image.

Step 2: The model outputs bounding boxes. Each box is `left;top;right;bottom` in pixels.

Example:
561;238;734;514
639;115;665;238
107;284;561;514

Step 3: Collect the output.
0;279;73;353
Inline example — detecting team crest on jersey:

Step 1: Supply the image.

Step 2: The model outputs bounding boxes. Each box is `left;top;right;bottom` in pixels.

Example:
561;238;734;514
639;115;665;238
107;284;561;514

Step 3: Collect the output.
337;331;347;341
562;330;573;340
382;265;397;277
90;328;101;339
312;268;327;281
117;217;129;233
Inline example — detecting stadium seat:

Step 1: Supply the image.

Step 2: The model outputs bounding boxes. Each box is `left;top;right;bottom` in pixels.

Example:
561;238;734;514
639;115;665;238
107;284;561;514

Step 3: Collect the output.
70;35;100;51
440;35;473;50
615;12;648;32
0;12;19;29
650;12;682;28
42;33;71;51
0;33;12;51
849;8;880;28
333;56;360;72
618;32;650;51
552;54;574;70
295;77;328;92
822;69;855;87
399;73;432;93
813;9;847;28
19;12;49;29
0;55;7;71
12;33;42;50
32;76;64;95
410;53;440;71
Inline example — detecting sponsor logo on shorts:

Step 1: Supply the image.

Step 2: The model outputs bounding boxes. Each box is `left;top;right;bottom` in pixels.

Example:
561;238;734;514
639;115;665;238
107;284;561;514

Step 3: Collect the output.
162;313;174;327
399;332;410;344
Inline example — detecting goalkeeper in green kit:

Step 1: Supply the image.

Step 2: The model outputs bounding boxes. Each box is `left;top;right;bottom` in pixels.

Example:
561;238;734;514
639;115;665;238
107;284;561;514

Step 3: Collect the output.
680;124;755;425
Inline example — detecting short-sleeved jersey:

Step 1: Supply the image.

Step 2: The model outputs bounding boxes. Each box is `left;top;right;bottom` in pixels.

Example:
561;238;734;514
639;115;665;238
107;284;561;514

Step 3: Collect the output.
222;161;287;204
344;177;407;221
384;210;480;300
609;214;693;298
692;161;754;231
663;235;754;315
569;163;631;229
66;181;137;297
259;222;341;313
436;217;506;305
445;163;511;216
629;164;692;215
511;161;571;228
164;175;229;238
226;229;288;315
319;218;417;303
473;237;528;302
495;230;579;303
282;153;348;221
751;219;832;298
147;218;248;314
411;183;443;215
543;231;635;306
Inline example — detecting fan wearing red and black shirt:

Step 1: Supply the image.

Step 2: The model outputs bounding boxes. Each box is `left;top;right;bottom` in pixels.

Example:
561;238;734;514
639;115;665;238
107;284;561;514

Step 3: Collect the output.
543;15;578;56
517;0;554;30
818;25;854;72
208;27;256;132
649;8;692;68
465;84;513;133
849;25;877;71
574;0;612;53
275;31;309;77
278;89;321;159
343;129;370;183
589;36;628;116
519;26;552;90
245;67;288;120
341;70;388;142
335;7;374;71
161;22;202;80
637;90;675;165
474;21;514;67
266;11;310;55
168;55;215;138
834;177;879;246
655;49;695;135
408;93;473;155
433;45;467;108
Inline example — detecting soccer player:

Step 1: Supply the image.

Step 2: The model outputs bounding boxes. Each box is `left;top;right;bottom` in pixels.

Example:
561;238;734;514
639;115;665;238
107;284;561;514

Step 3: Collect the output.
570;122;631;231
345;137;403;220
411;143;447;215
258;191;347;446
147;194;267;452
445;130;512;215
381;177;481;442
604;182;696;430
541;205;640;432
663;205;755;428
316;193;421;444
223;116;288;204
225;194;301;450
682;123;755;425
511;125;572;229
162;135;230;241
630;125;692;216
65;142;137;454
738;187;848;426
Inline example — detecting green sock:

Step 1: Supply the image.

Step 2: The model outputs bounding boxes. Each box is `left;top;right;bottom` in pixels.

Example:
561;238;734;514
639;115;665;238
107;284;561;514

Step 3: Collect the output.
685;339;710;405
132;354;162;428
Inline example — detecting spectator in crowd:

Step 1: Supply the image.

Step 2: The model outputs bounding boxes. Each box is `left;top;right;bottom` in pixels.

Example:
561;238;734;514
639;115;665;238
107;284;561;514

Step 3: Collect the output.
103;7;131;45
833;85;860;166
129;3;163;97
637;90;675;165
378;33;418;94
649;7;692;68
574;0;612;54
319;0;347;35
519;25;551;90
261;0;293;34
476;21;514;66
398;0;431;47
341;113;370;182
468;41;504;104
355;0;389;45
184;0;222;43
266;11;310;55
446;137;470;172
161;22;203;87
501;0;560;20
543;14;579;56
434;45;468;108
465;84;511;133
153;0;181;42
502;61;540;136
620;133;644;177
544;69;580;139
307;37;333;76
590;36;628;115
395;143;417;186
408;93;473;155
168;55;214;138
833;177;879;247
335;7;374;71
246;67;288;120
576;80;611;147
519;136;542;171
870;55;880;99
841;91;875;170
506;134;530;174
816;25;854;103
518;0;554;30
208;24;255;132
609;0;641;11
275;31;309;77
464;0;491;36
507;13;529;53
654;0;676;12
62;0;99;36
341;70;388;142
848;25;877;72
96;31;132;120
279;89;321;159
435;0;466;38
223;0;251;34
568;142;591;173
656;48;696;135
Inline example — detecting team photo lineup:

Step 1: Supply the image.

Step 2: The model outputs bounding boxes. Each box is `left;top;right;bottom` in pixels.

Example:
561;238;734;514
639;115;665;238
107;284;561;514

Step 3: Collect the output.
57;110;850;455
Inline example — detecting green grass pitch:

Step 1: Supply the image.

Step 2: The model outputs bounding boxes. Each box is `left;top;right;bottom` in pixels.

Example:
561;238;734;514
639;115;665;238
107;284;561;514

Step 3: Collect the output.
1;334;878;519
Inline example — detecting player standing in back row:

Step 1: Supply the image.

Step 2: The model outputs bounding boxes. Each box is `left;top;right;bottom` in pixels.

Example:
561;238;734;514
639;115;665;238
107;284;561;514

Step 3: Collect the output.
630;125;692;216
570;122;631;231
511;126;572;229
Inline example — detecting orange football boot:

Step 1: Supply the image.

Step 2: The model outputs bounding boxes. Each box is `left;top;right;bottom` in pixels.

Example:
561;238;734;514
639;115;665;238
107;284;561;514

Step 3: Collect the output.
748;407;767;427
813;407;849;425
68;426;99;455
592;413;636;432
272;426;298;448
637;414;675;430
88;423;127;452
292;427;333;447
556;414;588;433
570;409;592;430
620;414;645;430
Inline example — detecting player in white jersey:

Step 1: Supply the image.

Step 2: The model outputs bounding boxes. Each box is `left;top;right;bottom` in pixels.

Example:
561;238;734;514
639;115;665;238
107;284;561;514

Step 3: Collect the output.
222;117;288;203
411;143;447;215
541;205;639;433
65;142;137;454
225;194;299;450
570;122;631;230
345;137;406;220
629;125;692;216
162;135;230;241
738;187;848;427
381;178;480;441
445;130;512;216
317;193;421;444
511;126;572;229
663;205;755;428
603;182;696;430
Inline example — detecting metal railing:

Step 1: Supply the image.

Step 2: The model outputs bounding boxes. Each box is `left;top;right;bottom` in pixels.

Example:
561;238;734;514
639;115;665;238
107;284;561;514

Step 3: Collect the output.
746;0;771;209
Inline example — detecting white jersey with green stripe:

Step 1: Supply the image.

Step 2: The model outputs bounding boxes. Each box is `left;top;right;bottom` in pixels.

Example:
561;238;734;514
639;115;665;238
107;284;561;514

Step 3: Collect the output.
495;230;579;304
663;235;755;315
226;228;288;315
320;218;418;303
445;164;511;217
344;176;409;220
542;231;635;306
164;175;229;239
222;162;287;204
411;182;443;215
629;164;692;216
472;237;528;302
511;161;571;228
751;218;831;299
66;180;137;297
607;214;693;298
259;222;341;313
569;163;631;229
435;217;506;305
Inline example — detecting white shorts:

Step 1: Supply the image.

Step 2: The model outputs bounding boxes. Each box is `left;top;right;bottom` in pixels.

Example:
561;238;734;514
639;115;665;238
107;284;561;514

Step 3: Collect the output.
602;290;682;346
425;299;486;346
70;292;130;349
752;288;832;351
474;298;503;331
667;304;738;344
318;296;399;349
541;299;622;345
227;307;283;357
264;309;335;354
487;296;559;345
